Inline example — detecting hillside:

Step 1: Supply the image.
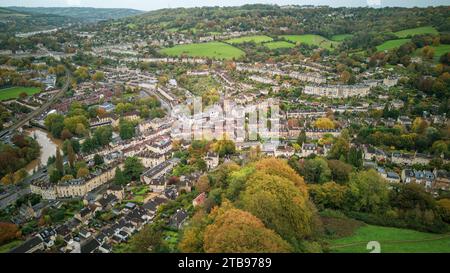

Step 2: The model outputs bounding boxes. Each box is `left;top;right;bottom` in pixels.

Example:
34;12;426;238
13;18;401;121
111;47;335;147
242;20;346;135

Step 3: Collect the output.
0;7;77;34
7;7;145;22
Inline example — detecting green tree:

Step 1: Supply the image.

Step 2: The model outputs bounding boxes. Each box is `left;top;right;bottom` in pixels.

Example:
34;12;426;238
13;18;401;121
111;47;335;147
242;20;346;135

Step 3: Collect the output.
123;157;144;181
94;154;104;166
119;120;136;140
348;170;389;213
303;157;332;184
114;167;127;186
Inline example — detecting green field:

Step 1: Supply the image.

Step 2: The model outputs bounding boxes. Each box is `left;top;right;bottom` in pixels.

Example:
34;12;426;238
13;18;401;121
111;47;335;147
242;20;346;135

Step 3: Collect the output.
394;26;438;38
330;225;450;253
331;34;353;41
226;35;273;44
413;44;450;62
160;42;245;60
264;41;296;49
376;38;411;52
280;34;340;50
0;87;41;101
0;240;23;253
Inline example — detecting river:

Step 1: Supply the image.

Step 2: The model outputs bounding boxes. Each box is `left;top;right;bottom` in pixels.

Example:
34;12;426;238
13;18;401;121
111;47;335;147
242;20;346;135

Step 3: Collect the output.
25;128;63;174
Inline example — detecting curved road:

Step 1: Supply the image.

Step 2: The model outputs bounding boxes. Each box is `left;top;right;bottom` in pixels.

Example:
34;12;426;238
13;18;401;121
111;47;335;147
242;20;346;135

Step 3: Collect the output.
0;68;71;139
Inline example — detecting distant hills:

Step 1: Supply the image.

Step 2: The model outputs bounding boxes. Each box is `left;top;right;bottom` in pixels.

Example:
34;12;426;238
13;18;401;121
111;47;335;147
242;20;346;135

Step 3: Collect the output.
0;6;144;34
6;7;145;22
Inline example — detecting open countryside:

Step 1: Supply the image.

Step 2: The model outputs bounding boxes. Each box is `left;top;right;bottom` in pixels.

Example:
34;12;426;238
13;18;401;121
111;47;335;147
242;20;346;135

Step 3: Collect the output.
159;42;245;60
280;34;340;50
225;35;273;44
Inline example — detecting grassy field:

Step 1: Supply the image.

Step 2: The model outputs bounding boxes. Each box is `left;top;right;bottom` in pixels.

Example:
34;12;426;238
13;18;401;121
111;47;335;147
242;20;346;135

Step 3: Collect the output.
0;240;23;253
394;26;438;38
330;224;450;253
264;41;296;49
280;34;339;50
331;34;353;41
376;38;411;51
226;35;273;44
0;86;41;101
413;44;450;62
160;42;245;60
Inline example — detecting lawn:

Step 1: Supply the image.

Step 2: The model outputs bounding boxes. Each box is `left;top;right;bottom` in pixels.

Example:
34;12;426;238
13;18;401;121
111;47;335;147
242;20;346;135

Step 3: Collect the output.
331;34;353;41
329;224;450;253
413;44;450;62
0;240;23;253
280;34;339;50
160;42;245;60
264;41;296;50
394;26;438;38
376;38;411;52
0;87;41;101
226;35;273;44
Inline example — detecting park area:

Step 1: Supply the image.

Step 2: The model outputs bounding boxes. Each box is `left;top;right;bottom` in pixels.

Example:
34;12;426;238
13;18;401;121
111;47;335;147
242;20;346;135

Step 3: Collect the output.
329;224;450;253
280;34;340;50
160;42;245;60
0;87;41;101
376;38;411;52
264;41;295;49
394;26;438;38
225;35;273;44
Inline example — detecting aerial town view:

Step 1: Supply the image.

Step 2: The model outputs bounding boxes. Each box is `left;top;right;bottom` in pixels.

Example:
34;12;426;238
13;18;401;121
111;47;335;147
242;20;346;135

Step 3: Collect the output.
0;0;449;260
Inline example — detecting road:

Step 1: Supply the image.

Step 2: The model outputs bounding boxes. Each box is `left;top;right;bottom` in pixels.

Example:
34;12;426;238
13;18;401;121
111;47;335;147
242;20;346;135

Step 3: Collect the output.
0;68;70;139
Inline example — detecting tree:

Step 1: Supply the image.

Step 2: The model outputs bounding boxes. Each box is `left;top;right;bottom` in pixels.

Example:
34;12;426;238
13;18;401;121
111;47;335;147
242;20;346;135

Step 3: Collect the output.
66;140;76;168
119;120;136;140
196;175;210;193
76;167;89;178
348;170;389;213
0;222;21;245
127;224;167;253
309;182;348;210
327;160;352;184
437;199;450;223
412;117;428;134
241;170;316;246
114;167;127;186
55;148;64;175
314;117;335;129
297;130;307;145
123;157;144;181
44;113;64;138
303;157;332;184
49;169;62;184
347;147;363;168
91;71;105;82
203;208;292;253
94;154;104;166
213;139;236;157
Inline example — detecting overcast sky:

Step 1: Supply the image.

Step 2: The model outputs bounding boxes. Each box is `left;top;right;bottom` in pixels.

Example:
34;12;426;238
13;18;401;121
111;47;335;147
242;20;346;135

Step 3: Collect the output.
0;0;448;11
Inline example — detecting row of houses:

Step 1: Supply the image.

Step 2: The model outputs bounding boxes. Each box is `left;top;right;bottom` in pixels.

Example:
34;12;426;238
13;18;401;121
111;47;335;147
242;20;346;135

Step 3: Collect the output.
30;163;122;200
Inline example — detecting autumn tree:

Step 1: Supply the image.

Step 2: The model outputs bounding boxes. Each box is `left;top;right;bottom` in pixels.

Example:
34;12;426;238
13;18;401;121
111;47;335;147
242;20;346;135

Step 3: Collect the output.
76;167;89;178
0;222;21;245
203;208;292;253
313;117;335;129
308;182;348;210
327;159;352;184
241;169;316;246
196;175;211;193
